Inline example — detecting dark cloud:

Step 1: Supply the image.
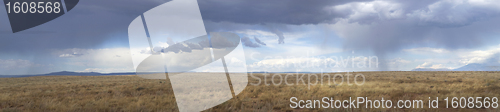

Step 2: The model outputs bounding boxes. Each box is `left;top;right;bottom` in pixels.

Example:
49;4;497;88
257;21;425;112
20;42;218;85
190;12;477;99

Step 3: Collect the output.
198;0;368;25
254;37;266;46
323;0;500;70
2;0;497;54
241;37;260;48
0;0;172;54
200;0;500;52
335;1;500;46
0;0;349;54
336;18;500;70
323;0;500;27
407;0;500;27
198;0;372;44
1;0;500;73
271;29;285;44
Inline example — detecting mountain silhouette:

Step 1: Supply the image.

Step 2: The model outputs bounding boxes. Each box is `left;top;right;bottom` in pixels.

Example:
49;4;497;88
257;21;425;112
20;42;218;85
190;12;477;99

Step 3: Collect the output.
453;63;500;71
0;71;137;78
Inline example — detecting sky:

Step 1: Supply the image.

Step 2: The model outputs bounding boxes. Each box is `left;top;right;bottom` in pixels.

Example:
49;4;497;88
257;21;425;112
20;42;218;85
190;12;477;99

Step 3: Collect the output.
1;0;500;75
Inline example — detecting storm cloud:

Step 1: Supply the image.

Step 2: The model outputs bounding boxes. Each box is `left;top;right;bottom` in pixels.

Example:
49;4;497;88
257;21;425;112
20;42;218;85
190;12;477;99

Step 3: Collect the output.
241;37;260;48
254;37;266;46
2;0;500;73
199;0;500;70
200;0;500;49
0;0;173;53
198;0;369;25
2;0;498;55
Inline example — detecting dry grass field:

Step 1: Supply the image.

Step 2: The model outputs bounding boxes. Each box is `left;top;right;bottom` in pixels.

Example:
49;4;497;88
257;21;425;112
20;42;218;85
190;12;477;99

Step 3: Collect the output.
1;71;500;112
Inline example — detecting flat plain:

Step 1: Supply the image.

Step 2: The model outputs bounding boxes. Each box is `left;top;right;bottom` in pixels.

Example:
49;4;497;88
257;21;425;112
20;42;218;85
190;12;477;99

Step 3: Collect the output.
0;71;499;112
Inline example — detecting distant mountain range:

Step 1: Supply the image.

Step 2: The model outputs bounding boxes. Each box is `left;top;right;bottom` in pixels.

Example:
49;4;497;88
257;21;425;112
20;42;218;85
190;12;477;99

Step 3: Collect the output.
453;63;500;71
2;63;499;78
412;63;500;71
0;71;137;78
411;68;452;71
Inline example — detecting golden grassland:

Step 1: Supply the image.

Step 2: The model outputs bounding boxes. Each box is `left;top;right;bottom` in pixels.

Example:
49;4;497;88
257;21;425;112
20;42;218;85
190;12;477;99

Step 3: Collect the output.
0;71;500;112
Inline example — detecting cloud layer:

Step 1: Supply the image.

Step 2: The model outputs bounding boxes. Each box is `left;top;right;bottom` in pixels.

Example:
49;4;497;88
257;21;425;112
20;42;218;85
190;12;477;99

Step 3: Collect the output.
2;0;500;74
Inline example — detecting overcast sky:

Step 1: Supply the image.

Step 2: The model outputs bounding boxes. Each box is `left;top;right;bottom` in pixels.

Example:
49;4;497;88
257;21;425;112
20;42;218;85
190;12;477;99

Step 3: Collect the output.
1;0;500;75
